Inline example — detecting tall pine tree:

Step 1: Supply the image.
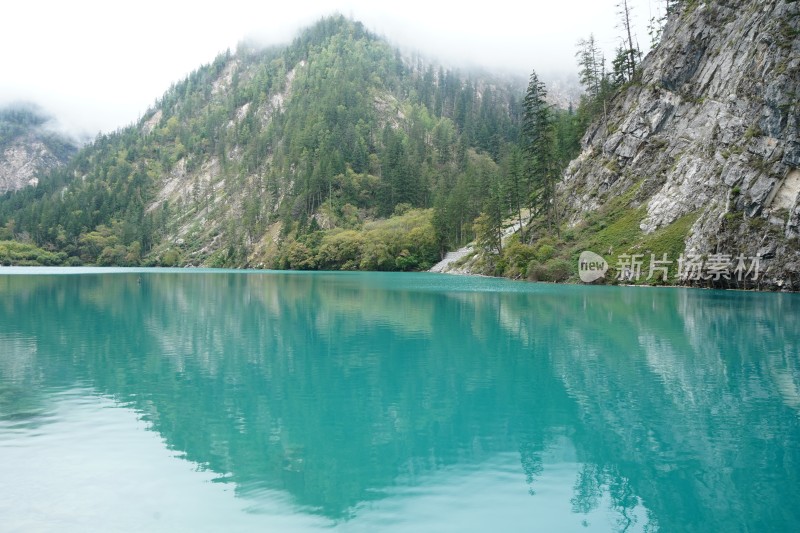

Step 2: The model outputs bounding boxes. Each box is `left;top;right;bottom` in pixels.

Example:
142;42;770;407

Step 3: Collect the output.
522;69;557;233
575;34;603;100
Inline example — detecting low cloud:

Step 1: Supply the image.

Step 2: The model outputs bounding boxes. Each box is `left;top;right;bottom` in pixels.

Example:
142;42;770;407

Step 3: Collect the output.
1;0;656;135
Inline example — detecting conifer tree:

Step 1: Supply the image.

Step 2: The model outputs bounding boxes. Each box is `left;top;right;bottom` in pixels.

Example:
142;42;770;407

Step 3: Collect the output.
502;145;526;242
522;70;557;232
617;0;641;81
575;34;603;100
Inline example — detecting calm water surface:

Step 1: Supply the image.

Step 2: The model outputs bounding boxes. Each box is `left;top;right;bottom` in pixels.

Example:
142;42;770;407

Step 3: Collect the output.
1;268;799;532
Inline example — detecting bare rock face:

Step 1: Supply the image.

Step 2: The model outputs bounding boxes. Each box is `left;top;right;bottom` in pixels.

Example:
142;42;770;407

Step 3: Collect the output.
562;0;800;290
0;135;63;192
0;106;78;193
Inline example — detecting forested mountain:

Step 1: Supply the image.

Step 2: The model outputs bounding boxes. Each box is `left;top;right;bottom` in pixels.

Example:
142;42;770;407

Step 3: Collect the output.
429;0;799;291
0;104;78;193
0;16;582;269
3;4;795;290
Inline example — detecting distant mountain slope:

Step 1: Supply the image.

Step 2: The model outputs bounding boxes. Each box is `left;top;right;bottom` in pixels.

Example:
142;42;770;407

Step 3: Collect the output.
0;104;78;193
0;16;523;268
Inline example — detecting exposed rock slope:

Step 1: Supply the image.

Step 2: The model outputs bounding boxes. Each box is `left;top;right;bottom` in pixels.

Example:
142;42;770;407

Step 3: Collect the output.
562;0;800;289
0;105;78;193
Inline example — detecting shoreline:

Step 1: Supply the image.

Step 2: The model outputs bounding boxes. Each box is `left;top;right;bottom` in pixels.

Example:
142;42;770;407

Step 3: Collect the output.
2;264;796;293
451;272;797;293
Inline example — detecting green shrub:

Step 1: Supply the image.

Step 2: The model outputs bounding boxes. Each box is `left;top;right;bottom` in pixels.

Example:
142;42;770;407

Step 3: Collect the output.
0;240;67;266
545;258;573;282
161;248;182;267
527;260;545;281
527;258;572;282
536;244;555;263
502;241;536;278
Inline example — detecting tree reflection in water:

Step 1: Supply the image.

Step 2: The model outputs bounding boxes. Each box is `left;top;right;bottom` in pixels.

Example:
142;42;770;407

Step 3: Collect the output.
1;271;799;531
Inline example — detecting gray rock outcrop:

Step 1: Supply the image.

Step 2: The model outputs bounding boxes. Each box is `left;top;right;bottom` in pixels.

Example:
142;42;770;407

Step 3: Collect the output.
562;0;800;290
0;105;78;194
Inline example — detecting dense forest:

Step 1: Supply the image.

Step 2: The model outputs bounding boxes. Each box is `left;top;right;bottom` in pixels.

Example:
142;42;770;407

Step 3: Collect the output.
0;13;650;273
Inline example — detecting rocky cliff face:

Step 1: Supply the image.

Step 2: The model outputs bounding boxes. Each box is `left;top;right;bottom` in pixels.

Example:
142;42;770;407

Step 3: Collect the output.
0;105;78;193
562;0;800;290
0;135;68;193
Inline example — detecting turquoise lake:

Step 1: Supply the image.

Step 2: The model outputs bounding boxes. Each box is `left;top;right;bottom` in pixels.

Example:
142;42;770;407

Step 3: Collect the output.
1;269;799;532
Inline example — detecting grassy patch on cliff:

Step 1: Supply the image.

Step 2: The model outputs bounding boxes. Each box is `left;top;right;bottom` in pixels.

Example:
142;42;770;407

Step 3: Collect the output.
637;213;699;280
489;179;698;285
567;209;698;285
562;208;698;285
573;206;647;259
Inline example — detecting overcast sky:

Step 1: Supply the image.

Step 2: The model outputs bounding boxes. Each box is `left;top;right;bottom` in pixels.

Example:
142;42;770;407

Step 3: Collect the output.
0;0;659;138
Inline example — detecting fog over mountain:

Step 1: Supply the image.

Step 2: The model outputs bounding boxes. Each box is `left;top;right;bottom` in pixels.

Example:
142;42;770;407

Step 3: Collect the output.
0;102;79;193
0;0;655;136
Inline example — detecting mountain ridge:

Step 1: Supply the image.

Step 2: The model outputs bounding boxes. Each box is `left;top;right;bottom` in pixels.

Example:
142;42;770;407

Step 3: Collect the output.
0;16;531;270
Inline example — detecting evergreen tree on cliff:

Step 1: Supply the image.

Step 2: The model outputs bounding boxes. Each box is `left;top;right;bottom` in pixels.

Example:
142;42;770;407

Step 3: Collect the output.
522;69;556;232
